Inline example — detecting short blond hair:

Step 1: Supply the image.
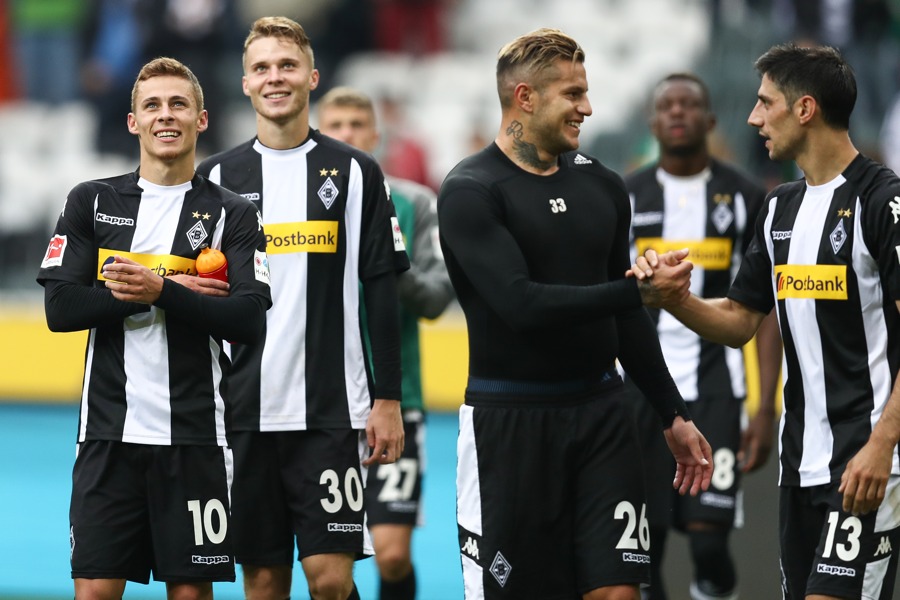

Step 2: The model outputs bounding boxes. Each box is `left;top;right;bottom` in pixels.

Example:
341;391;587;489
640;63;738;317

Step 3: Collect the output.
496;28;585;108
131;57;204;113
317;86;375;114
243;16;315;71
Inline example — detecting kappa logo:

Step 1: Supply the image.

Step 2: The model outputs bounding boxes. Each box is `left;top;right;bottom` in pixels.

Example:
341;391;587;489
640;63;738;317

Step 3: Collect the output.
622;552;651;564
96;212;135;227
891;196;900;224
817;563;855;577
327;523;362;532
241;192;260;202
192;555;230;565
632;211;663;227
69;526;75;559
875;536;893;557
574;154;592;165
461;536;480;560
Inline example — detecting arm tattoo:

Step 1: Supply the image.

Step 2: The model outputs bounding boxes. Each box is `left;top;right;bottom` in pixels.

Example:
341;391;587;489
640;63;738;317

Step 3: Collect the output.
506;120;555;171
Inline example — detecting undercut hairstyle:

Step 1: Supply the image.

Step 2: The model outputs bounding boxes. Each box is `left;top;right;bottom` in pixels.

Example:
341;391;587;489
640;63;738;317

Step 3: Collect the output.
652;72;712;113
317;86;375;115
243;16;315;71
131;57;204;113
496;28;585;108
754;43;856;130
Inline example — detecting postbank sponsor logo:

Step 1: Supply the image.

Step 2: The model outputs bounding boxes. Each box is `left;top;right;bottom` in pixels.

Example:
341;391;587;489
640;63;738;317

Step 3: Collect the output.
635;238;732;270
265;221;338;254
775;265;847;300
96;248;198;281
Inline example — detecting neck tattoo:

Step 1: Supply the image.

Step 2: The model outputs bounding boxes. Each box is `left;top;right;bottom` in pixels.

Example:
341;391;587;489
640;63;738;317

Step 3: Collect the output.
506;120;554;170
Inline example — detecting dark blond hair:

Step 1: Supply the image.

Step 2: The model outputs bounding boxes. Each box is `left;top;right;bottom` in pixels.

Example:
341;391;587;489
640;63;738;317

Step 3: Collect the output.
243;16;315;70
317;86;375;113
496;28;585;108
131;57;204;113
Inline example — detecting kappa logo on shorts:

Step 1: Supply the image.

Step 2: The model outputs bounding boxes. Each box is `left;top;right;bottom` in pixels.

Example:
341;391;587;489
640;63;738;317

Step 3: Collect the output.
490;552;511;587
461;536;480;560
327;523;362;533
699;492;735;509
817;563;856;577
192;555;230;565
622;552;651;564
875;536;893;557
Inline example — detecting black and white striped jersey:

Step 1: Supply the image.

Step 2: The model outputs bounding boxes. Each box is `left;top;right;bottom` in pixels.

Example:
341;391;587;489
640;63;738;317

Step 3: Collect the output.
627;159;766;401
730;154;900;487
37;170;271;446
197;132;409;432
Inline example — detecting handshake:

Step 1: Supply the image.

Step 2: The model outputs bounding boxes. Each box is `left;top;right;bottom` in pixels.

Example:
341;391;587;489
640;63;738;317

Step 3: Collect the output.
627;247;693;309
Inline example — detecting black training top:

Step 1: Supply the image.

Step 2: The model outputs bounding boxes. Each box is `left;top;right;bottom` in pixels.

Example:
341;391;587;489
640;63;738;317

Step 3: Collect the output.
439;144;684;419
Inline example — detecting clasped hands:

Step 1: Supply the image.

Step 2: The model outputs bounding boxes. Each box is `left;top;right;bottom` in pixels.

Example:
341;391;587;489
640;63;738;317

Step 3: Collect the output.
626;248;693;309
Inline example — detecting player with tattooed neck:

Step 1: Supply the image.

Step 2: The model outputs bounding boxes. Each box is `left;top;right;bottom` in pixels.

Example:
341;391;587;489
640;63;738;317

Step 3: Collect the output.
437;28;713;600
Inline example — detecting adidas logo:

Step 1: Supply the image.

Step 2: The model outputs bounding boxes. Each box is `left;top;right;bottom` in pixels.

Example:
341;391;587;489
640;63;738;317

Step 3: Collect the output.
574;154;592;165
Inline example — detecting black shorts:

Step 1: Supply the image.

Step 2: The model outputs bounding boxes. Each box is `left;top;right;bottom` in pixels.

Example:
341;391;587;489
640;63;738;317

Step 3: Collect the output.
69;440;235;583
228;429;372;565
365;411;425;527
629;379;742;530
780;479;900;599
457;385;649;599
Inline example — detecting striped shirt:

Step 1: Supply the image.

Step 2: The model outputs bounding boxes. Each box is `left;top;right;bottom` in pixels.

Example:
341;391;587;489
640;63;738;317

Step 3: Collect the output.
627;159;766;401
730;154;900;486
198;132;409;431
37;171;270;446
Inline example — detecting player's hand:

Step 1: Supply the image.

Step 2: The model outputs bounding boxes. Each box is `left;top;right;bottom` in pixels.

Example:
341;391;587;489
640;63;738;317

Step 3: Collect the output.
626;247;690;281
664;416;712;497
363;399;404;466
839;437;893;515
634;250;693;309
102;255;164;304
739;410;775;473
167;273;230;297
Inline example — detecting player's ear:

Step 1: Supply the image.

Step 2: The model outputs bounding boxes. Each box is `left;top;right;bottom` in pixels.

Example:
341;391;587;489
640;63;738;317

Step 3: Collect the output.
514;83;534;113
127;113;139;136
197;109;209;134
795;95;816;125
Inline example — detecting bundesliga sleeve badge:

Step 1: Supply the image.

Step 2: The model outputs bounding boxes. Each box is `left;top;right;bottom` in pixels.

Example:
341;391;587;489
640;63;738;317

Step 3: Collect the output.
41;235;68;269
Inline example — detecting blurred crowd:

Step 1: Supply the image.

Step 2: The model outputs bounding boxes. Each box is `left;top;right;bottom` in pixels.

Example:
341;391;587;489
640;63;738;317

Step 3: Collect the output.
3;0;900;291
